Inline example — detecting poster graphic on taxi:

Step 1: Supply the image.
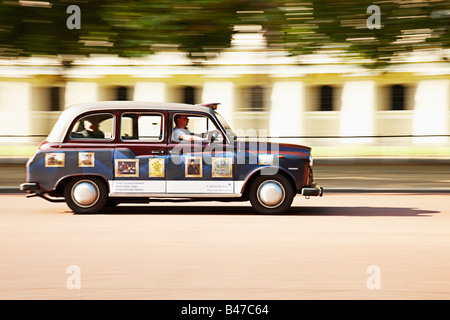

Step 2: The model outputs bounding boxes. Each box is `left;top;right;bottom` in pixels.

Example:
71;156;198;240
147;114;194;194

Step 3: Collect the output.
45;153;65;167
185;156;202;177
212;157;233;178
149;158;165;177
115;159;139;177
78;152;95;167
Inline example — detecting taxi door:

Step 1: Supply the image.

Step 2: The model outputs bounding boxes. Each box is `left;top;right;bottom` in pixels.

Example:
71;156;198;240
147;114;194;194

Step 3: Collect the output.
166;112;234;195
111;111;167;195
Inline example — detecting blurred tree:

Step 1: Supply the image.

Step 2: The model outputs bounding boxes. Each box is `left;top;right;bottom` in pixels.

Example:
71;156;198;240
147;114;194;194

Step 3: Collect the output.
98;0;284;59
0;1;109;61
302;0;450;67
0;0;448;67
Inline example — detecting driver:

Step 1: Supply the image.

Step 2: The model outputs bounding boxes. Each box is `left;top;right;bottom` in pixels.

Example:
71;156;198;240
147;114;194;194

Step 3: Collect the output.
172;114;205;142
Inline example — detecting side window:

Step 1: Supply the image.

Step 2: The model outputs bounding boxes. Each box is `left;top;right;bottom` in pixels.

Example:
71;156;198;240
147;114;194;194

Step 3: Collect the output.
172;113;223;143
121;113;164;141
70;113;114;140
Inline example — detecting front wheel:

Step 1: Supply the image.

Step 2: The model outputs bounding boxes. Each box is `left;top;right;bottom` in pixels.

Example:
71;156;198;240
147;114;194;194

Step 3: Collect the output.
249;175;294;214
64;177;108;214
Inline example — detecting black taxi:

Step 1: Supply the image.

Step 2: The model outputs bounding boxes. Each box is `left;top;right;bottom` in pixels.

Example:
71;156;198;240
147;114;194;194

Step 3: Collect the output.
20;101;323;214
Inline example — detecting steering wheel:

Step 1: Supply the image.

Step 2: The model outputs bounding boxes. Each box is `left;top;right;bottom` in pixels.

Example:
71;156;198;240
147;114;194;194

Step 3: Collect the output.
210;130;222;143
203;132;212;142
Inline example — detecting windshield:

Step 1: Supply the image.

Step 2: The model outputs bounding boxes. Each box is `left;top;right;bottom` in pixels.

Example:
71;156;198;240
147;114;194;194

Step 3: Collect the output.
214;111;236;139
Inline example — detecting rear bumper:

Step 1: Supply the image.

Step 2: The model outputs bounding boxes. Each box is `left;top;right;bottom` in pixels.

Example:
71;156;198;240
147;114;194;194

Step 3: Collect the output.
19;182;65;202
19;182;39;192
301;184;323;197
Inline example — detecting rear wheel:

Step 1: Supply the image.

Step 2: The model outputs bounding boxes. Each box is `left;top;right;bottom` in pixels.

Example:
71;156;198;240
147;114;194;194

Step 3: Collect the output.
249;175;294;214
64;177;108;214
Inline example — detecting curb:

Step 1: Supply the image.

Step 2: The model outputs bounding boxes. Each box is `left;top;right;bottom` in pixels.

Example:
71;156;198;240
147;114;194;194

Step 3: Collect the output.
0;187;25;194
315;157;450;165
0;158;28;165
323;188;450;194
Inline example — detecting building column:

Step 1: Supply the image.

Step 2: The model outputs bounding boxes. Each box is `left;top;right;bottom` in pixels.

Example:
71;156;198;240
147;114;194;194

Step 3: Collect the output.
0;81;31;143
65;82;98;108
133;82;166;102
412;79;449;144
269;81;304;141
340;81;375;143
202;82;235;128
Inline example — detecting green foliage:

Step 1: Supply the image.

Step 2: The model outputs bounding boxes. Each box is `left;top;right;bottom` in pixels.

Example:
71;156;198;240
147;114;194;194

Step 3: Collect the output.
308;0;450;67
0;0;448;66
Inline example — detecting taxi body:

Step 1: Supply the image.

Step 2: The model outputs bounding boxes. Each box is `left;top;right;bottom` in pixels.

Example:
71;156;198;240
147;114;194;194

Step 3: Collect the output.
20;101;322;214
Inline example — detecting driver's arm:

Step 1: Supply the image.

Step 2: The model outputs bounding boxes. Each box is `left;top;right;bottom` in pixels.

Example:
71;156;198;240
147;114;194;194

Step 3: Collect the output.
177;130;205;142
181;134;204;142
173;128;205;142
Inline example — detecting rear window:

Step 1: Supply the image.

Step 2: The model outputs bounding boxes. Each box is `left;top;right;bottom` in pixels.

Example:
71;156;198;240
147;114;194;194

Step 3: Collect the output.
70;113;114;140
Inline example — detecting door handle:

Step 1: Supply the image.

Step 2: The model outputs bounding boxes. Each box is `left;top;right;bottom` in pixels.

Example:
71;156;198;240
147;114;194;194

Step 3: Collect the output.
169;149;182;155
151;150;165;155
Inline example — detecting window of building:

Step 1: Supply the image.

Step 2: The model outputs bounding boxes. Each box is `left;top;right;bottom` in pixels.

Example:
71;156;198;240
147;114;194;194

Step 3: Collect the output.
319;85;334;111
50;87;63;111
250;86;264;111
116;86;130;101
391;84;405;110
238;86;265;111
183;86;196;105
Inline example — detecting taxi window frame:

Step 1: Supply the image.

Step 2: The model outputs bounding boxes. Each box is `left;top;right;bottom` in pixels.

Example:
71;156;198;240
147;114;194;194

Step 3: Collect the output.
119;111;165;143
67;112;116;142
170;111;229;144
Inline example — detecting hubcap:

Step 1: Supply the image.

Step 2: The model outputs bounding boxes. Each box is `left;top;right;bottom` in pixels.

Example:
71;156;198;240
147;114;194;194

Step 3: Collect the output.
257;180;285;208
72;180;99;208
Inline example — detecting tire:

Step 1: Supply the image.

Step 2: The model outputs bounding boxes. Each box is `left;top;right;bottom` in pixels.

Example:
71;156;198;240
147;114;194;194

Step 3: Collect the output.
64;176;108;214
249;175;294;214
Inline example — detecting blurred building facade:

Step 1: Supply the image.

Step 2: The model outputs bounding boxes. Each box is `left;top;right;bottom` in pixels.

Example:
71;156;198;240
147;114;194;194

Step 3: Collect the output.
0;31;449;154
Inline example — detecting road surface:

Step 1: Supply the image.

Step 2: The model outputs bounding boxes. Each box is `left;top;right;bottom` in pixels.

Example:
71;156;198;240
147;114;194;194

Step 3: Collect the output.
1;193;450;300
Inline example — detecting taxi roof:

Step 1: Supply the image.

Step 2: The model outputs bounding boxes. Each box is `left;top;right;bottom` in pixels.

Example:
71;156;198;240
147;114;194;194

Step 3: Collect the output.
46;101;216;143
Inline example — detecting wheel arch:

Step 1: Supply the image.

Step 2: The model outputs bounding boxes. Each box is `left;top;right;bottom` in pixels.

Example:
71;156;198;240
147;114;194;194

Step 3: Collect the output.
53;174;110;196
241;167;296;199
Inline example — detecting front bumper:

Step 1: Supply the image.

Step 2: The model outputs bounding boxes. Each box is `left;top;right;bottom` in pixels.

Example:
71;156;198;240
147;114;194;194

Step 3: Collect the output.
301;184;323;197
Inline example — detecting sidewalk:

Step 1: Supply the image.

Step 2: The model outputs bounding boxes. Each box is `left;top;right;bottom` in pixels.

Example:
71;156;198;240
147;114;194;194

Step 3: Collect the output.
2;156;450;194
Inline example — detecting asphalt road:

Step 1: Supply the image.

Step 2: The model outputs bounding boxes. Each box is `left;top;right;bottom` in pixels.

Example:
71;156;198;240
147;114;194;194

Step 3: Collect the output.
1;193;450;300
